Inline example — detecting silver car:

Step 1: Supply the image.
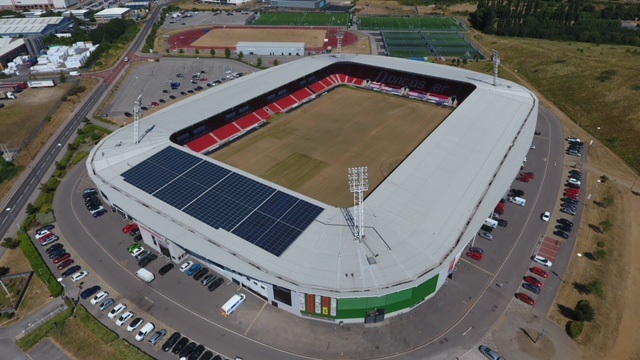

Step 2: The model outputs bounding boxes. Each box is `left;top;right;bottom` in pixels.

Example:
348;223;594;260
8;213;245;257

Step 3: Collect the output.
479;345;503;360
148;329;167;345
478;232;494;241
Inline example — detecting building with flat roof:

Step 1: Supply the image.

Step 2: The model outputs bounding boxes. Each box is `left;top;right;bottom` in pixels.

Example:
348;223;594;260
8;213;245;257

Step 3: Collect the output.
62;9;91;20
94;8;131;22
0;0;77;10
0;17;73;37
269;0;325;9
236;41;305;56
87;54;537;323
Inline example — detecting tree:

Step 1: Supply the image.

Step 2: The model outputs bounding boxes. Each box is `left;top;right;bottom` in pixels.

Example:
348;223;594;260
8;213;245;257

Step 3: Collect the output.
256;58;262;67
179;49;184;54
210;48;216;56
586;280;604;297
574;300;595;322
568;320;584;338
594;249;608;261
273;59;280;66
194;48;200;55
59;71;67;84
0;266;9;276
25;203;38;215
237;51;244;61
598;219;612;233
602;196;615;208
1;238;19;249
165;48;170;54
224;48;231;58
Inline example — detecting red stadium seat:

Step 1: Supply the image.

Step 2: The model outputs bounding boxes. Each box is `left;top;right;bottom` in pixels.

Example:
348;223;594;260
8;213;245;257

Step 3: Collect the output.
235;113;263;130
186;134;219;153
212;123;242;142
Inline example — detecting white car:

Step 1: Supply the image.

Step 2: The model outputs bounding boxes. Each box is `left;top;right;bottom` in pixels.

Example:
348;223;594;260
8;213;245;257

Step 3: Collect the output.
541;212;551;222
127;317;144;332
179;261;193;272
116;311;134;326
568;178;581;186
90;291;109;305
135;322;155;341
108;303;126;319
70;270;89;283
131;247;145;257
532;255;553;268
35;230;51;240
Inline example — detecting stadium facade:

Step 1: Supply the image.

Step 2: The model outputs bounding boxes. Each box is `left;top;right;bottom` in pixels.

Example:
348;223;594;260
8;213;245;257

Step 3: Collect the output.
87;54;538;323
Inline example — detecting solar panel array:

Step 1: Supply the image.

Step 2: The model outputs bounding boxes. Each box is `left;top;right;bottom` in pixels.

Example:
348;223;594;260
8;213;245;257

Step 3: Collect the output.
121;146;323;256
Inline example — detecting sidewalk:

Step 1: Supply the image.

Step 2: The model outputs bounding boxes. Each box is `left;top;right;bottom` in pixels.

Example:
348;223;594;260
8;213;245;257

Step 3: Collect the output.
0;297;67;340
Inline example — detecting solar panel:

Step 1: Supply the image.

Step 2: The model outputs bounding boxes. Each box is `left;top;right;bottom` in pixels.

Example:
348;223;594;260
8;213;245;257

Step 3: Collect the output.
121;146;324;257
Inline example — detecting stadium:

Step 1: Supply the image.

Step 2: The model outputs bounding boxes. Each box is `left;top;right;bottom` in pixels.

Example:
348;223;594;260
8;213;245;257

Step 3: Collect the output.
87;54;538;323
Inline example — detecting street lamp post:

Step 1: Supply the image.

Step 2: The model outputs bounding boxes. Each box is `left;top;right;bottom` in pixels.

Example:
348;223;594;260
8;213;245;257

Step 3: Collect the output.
596;126;601;139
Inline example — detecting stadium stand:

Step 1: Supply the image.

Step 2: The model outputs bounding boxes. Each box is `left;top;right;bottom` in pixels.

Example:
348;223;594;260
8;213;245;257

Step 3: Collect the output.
185;133;219;153
255;108;271;120
291;88;315;103
236;113;264;130
212;123;242;142
274;95;299;111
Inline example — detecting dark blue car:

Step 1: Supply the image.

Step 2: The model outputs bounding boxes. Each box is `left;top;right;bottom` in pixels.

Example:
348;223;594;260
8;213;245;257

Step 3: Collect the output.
80;285;101;299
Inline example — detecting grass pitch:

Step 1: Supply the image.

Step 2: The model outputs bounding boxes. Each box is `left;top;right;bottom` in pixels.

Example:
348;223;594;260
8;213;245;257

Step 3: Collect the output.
358;16;463;31
253;12;350;27
210;87;451;207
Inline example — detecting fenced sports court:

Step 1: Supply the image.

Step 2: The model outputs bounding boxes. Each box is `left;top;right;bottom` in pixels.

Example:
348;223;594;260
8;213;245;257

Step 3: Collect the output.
358;16;464;31
253;12;350;27
381;30;483;59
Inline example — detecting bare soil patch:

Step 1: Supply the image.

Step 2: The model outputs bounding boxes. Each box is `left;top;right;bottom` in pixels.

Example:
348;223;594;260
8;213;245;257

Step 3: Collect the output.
192;28;327;48
210;87;450;207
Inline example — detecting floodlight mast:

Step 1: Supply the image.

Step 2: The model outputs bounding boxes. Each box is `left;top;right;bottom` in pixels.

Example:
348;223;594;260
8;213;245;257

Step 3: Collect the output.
134;94;142;144
492;50;500;87
348;167;368;242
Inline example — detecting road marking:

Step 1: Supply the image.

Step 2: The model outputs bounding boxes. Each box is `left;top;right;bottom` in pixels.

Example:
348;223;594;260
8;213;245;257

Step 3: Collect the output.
462;326;474;336
244;301;266;336
460;258;493;276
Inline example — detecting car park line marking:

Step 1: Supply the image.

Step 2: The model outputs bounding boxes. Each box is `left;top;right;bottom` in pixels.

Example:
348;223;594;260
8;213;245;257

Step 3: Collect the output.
66;175;320;360
460;258;493;276
244;301;267;336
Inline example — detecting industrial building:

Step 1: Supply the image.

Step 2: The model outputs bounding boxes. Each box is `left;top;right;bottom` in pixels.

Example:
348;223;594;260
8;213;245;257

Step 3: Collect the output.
236;42;305;56
94;8;131;22
0;17;74;38
200;0;250;5
87;55;537;324
0;0;77;10
269;0;325;9
62;9;91;20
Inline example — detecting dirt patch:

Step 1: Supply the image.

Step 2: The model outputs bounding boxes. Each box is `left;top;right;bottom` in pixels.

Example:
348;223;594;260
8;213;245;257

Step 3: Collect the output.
193;28;328;48
210;87;450;207
516;328;557;359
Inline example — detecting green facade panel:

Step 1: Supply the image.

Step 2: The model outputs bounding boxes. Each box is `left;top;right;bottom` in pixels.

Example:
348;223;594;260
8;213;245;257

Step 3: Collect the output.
335;274;439;320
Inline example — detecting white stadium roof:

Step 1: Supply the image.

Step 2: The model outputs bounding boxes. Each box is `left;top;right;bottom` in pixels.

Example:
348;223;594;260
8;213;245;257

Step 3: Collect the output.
88;55;537;296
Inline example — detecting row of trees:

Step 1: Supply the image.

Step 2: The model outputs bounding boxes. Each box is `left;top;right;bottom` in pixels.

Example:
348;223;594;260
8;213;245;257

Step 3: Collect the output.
470;0;640;46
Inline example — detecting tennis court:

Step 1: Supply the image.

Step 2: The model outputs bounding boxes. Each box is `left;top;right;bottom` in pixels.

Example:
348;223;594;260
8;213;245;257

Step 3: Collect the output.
381;30;483;59
358;16;463;31
253;12;350;27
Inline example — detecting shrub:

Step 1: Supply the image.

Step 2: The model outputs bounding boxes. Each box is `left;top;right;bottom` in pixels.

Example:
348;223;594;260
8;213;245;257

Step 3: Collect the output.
594;249;608;260
194;48;199;55
1;237;20;249
600;175;608;183
574;300;595;322
598;219;612;233
256;58;262;67
597;241;605;248
602;196;615;208
587;280;604;298
568;321;584;338
0;266;10;276
210;48;215;56
224;48;231;58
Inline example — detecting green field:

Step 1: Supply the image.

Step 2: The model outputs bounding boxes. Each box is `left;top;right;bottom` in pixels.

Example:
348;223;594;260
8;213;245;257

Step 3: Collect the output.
381;30;482;59
253;12;350;26
358;16;463;31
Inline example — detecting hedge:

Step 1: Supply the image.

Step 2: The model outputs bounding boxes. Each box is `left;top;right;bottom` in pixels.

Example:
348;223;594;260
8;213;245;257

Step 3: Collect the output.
18;232;63;297
16;305;72;351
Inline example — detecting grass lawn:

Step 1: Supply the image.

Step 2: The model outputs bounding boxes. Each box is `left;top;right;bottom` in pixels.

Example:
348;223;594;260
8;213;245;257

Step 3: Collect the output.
358;16;462;31
253;12;350;26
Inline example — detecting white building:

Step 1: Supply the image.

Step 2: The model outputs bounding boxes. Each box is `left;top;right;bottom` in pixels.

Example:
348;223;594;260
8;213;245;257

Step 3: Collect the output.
0;0;77;10
236;41;305;56
94;8;131;22
201;0;250;5
24;42;99;73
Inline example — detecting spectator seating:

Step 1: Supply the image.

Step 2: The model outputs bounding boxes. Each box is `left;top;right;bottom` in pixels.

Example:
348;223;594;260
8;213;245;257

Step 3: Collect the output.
291;88;314;103
255;107;271;120
236;113;264;130
212;123;242;142
274;95;298;111
186;134;219;153
266;103;283;114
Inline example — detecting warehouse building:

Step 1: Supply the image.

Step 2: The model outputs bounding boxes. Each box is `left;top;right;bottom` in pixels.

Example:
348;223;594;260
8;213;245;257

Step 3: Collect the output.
269;0;325;9
0;0;77;10
0;17;73;37
236;41;305;56
94;8;131;22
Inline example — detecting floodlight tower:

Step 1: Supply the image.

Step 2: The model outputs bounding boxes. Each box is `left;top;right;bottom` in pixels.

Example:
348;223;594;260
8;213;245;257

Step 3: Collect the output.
336;30;344;58
133;94;142;144
348;167;368;242
492;50;500;87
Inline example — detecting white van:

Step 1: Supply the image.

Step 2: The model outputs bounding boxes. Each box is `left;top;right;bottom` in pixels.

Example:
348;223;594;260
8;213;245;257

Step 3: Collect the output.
484;218;498;229
135;322;155;341
508;196;526;206
71;270;89;282
221;294;246;317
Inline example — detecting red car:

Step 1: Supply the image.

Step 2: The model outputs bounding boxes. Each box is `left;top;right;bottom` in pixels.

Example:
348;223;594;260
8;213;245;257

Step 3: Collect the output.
199;77;208;81
38;232;55;243
565;187;579;193
565;193;579;200
516;292;535;305
523;172;535;178
531;267;549;278
494;207;504;215
524;275;543;288
57;258;74;270
122;223;139;234
467;251;483;261
52;253;71;264
518;176;531;183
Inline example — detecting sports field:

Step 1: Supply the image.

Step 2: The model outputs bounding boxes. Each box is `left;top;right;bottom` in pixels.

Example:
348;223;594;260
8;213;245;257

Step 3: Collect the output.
358;16;463;31
210;87;451;207
253;12;350;27
192;28;327;48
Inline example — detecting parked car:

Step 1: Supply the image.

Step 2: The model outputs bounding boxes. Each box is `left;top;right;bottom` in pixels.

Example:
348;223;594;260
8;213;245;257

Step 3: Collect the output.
99;298;115;311
172;336;190;354
36;224;55;233
179;341;197;358
541;212;551;222
82;188;97;198
40;235;59;246
189;344;206;360
180;261;193;272
478;345;504;360
522;282;541;294
127;317;144;332
80;286;101;300
556;224;572;233
159;264;175;275
35;229;52;240
557;218;574;227
90;291;109;305
124;112;133;117
108;303;127;319
131;247;146;258
149;329;167;345
532;255;553;268
510;189;525;197
123;223;138;234
201;274;216;286
71;270;89;282
193;268;209;281
208;278;224;292
128;243;142;253
116;311;134;326
561;208;576;216
531;267;549;278
497;219;508;227
469;247;484;255
52;253;71;264
61;265;81;278
524;276;543;288
134;249;150;260
57;259;74;270
162;332;182;352
186;263;202;276
200;351;214;360
478;232;493;241
554;230;569;239
467;251;483;261
516;292;535;305
135;322;155;341
138;253;157;268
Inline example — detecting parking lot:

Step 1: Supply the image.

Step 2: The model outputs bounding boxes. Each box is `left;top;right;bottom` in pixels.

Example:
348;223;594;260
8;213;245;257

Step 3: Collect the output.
103;58;256;123
162;10;252;32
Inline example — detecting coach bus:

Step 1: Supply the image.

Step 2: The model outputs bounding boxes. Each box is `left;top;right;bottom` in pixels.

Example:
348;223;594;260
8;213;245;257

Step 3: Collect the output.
221;294;246;317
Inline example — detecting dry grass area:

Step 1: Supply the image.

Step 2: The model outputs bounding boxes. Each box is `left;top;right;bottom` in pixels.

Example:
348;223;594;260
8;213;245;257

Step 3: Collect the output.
0;248;53;325
354;0;476;16
211;87;450;207
192;28;328;48
342;31;371;54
